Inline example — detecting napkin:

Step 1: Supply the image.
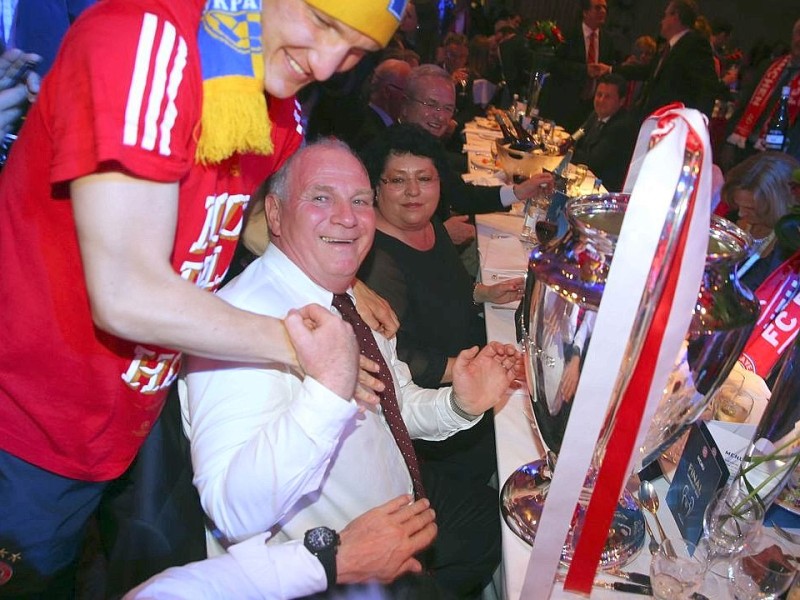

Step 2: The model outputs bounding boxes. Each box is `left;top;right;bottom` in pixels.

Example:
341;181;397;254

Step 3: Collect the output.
462;173;504;186
481;234;528;272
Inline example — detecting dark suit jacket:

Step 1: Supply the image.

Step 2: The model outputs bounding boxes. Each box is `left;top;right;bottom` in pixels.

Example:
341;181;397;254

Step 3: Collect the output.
539;26;625;131
351;105;391;149
498;34;532;98
438;150;505;220
572;109;637;192
617;30;718;121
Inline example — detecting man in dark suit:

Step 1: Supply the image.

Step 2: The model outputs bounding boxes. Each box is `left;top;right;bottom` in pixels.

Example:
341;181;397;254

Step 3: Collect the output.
539;0;625;131
572;73;637;192
352;58;411;148
613;0;718;122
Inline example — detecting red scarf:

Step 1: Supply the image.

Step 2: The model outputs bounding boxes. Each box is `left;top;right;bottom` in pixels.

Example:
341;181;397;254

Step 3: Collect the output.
732;55;800;142
739;250;800;379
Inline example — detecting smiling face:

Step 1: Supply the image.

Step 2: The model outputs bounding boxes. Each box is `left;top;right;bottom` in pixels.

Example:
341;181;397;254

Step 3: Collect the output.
376;153;440;233
401;75;455;138
267;145;376;292
260;0;382;99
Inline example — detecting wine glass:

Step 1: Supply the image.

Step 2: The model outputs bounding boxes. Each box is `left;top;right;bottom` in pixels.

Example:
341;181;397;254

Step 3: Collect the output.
703;486;764;577
650;537;709;600
730;530;799;599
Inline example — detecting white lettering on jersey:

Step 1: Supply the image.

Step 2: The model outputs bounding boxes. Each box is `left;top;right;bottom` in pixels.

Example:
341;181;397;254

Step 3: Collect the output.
181;192;248;288
122;345;181;394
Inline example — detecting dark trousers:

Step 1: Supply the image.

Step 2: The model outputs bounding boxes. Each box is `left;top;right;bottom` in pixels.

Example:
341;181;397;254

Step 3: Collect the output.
0;450;108;599
0;387;205;599
93;385;207;598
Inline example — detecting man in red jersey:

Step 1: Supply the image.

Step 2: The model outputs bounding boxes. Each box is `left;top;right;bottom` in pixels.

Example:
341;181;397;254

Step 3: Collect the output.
0;0;406;596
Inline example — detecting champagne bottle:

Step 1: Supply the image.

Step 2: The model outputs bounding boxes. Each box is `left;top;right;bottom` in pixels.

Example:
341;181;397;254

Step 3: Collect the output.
493;113;516;145
764;86;790;152
510;119;535;151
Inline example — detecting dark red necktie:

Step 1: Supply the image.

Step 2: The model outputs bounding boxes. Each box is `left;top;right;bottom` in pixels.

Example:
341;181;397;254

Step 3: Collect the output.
583;30;599;100
332;293;426;499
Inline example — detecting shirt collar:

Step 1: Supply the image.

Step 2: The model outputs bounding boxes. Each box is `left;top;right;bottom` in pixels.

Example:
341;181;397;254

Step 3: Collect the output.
668;28;689;48
368;102;394;127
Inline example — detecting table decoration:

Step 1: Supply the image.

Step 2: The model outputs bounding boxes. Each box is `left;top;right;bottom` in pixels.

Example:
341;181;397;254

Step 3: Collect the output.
508;105;756;596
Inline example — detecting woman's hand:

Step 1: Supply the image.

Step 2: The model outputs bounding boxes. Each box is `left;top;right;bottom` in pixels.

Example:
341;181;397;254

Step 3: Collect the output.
353;279;400;339
474;277;525;304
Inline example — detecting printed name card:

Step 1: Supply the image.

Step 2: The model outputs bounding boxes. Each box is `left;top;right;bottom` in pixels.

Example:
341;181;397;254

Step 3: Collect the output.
666;422;730;544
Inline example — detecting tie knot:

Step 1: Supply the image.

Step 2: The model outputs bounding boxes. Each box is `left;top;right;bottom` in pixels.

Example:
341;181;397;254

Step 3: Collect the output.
332;292;356;314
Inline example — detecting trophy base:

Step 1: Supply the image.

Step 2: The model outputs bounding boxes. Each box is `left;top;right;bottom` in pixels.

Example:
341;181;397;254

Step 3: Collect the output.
500;459;646;570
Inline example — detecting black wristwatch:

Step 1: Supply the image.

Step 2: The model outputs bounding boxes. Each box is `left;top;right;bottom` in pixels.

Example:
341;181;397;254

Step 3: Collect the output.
303;526;340;589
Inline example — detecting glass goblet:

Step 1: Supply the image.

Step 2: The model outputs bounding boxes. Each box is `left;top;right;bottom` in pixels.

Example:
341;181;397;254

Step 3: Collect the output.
731;531;799;600
703;486;764;577
650;538;709;600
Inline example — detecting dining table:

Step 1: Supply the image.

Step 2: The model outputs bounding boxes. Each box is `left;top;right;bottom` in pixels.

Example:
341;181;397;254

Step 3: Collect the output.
465;116;800;597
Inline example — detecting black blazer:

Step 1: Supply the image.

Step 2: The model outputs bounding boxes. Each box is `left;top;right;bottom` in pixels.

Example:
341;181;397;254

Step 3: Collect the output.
617;30;718;121
572;109;637;192
539;26;625;131
351;106;391;149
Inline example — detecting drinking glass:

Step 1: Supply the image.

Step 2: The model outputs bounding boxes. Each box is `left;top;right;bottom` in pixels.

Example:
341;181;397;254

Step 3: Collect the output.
716;389;755;424
650;538;709;600
703;486;764;576
731;531;799;599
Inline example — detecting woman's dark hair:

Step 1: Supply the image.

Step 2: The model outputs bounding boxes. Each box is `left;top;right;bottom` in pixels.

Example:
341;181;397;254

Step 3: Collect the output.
360;123;450;189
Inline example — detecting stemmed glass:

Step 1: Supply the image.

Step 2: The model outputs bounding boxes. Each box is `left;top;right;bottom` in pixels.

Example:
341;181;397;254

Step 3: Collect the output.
703;486;764;578
730;530;799;599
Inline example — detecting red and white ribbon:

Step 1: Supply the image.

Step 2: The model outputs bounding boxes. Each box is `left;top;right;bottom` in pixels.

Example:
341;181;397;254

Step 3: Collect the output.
521;104;711;597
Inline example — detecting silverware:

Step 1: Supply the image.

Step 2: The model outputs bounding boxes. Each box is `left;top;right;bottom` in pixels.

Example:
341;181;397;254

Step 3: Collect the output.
639;480;677;558
632;496;659;555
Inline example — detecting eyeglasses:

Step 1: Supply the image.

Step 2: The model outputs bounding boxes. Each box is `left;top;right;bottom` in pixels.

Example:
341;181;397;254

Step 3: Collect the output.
406;96;455;115
379;174;440;190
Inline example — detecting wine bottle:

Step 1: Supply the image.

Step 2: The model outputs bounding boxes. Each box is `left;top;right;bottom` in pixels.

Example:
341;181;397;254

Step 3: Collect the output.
553;149;573;177
493;113;516;145
510;119;535;151
764;86;790;152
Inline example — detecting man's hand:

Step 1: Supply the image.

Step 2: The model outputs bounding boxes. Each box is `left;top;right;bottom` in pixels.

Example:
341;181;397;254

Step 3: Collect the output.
451;342;521;415
337;495;437;584
513;172;554;201
587;62;612;78
444;215;476;245
353;279;400;339
474;277;525;304
285;304;359;400
0;49;41;135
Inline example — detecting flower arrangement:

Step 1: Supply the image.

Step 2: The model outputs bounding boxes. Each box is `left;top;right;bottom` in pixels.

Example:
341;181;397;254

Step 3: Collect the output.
525;20;565;51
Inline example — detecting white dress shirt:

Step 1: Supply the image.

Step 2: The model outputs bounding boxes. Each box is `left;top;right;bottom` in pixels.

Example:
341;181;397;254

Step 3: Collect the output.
125;534;327;599
183;244;478;552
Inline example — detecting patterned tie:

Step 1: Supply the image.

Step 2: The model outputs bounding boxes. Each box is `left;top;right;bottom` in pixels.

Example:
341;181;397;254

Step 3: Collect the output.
332;293;426;499
583;30;599;100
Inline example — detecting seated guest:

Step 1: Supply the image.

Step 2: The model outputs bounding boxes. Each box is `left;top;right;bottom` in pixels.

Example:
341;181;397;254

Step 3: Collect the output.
571;73;637;192
359;124;523;488
182;139;521;597
721;152;800;289
352;58;411;148
399;64;553;247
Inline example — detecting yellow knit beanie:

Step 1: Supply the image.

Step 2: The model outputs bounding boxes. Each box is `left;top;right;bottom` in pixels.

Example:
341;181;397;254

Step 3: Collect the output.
304;0;407;47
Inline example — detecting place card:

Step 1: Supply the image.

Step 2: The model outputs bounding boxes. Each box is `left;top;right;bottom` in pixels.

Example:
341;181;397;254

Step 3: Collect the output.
666;422;730;544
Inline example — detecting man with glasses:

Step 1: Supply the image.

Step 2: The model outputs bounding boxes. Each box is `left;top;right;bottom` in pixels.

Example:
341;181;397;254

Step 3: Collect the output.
399;64;553;249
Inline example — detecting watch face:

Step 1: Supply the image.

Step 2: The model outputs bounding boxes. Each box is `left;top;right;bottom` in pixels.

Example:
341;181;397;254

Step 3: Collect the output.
306;527;336;551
